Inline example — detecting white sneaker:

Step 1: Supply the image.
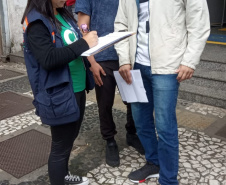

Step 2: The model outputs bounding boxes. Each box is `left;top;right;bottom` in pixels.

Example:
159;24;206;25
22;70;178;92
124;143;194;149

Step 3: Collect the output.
65;172;89;185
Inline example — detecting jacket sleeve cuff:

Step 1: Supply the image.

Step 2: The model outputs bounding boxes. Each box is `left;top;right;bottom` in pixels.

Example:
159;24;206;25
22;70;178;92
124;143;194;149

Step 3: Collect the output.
119;61;131;67
180;61;196;70
118;55;131;67
69;38;90;57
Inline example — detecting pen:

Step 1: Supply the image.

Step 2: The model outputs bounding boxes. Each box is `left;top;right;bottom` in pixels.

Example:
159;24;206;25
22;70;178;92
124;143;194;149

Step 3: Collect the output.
80;24;90;33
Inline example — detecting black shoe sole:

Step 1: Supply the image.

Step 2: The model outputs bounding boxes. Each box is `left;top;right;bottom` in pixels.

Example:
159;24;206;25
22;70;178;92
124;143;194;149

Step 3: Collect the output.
129;173;159;183
106;159;120;167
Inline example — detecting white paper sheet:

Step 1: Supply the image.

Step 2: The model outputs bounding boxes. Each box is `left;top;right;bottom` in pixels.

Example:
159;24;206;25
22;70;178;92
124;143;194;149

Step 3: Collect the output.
81;32;135;56
113;70;148;103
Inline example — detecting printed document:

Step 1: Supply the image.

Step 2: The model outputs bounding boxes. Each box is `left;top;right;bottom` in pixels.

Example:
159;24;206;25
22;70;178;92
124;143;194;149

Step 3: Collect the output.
113;70;148;103
81;32;136;56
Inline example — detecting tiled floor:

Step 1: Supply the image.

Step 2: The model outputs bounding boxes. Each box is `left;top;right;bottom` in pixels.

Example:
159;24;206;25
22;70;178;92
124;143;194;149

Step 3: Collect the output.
0;101;94;136
85;128;226;185
0;62;226;185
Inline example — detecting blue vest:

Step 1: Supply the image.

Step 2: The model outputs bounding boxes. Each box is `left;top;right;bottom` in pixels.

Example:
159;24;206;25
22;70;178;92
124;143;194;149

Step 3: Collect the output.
23;9;94;126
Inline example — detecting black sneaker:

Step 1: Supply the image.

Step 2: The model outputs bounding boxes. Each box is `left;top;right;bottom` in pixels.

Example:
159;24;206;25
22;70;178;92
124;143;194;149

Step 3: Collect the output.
106;140;120;167
126;133;145;155
64;172;89;185
128;162;160;183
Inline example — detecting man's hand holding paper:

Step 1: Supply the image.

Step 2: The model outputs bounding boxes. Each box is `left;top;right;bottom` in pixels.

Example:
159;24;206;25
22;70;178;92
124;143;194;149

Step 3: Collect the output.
118;64;132;84
113;70;148;103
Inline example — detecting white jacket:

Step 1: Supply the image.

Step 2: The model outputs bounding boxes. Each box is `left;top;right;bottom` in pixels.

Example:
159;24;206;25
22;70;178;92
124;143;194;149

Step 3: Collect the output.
114;0;210;74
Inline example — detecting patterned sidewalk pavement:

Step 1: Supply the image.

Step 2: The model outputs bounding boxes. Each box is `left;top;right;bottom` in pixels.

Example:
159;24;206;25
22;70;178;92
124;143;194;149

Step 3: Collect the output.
0;62;226;185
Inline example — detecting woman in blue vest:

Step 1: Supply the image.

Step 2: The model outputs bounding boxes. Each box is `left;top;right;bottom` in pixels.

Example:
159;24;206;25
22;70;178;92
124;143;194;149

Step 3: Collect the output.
21;0;98;184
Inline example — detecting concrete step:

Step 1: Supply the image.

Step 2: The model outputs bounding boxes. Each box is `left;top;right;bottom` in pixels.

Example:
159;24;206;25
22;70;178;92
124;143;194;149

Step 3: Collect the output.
9;51;24;64
194;69;226;82
179;83;226;109
198;44;226;72
178;44;226;108
201;44;226;64
197;59;226;72
184;69;226;91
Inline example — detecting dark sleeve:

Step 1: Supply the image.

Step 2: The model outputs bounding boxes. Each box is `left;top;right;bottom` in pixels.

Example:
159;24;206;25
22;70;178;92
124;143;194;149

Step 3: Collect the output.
27;20;89;71
74;0;91;15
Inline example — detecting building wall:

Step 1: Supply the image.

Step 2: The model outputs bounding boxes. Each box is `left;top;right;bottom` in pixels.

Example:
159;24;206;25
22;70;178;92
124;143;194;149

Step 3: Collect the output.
0;14;2;56
7;0;27;53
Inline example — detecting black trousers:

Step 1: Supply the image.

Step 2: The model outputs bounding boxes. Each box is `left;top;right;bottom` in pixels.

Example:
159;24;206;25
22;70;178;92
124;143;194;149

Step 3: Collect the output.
95;60;136;140
48;90;86;185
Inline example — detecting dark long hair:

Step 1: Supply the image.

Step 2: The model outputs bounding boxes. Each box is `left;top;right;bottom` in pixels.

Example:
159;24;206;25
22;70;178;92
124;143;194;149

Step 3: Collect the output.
21;0;77;32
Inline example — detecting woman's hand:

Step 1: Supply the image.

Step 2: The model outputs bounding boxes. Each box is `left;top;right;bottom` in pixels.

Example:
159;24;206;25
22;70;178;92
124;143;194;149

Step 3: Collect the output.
83;31;98;48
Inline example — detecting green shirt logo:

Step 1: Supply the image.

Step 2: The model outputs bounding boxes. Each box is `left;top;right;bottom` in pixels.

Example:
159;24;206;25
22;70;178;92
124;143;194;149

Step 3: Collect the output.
55;13;86;93
64;29;77;45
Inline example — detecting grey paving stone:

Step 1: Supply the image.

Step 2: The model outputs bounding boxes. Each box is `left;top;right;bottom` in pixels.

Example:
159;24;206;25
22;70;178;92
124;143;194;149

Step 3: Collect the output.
0;76;31;93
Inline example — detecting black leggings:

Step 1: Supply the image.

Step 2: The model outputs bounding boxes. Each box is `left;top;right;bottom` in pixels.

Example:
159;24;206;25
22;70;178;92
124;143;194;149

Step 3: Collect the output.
48;90;86;185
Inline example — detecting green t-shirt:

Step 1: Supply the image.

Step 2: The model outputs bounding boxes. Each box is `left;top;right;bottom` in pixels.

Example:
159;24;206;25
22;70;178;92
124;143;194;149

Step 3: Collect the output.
55;13;86;93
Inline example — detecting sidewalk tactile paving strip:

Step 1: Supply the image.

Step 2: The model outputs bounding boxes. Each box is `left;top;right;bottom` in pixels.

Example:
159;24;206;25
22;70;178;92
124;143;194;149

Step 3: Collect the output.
177;111;217;131
0;91;33;120
0;130;51;178
0;69;24;81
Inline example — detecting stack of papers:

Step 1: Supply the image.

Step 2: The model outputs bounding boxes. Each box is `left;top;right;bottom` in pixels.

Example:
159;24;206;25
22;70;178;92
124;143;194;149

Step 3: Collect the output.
113;70;148;103
81;32;135;56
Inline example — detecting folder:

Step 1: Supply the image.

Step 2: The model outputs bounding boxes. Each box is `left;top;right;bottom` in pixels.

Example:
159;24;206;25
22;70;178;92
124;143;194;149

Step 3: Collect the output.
81;32;136;56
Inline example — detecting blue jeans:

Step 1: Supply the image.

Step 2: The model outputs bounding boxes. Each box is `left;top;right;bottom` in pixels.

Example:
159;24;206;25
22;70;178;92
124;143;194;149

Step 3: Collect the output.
132;62;179;185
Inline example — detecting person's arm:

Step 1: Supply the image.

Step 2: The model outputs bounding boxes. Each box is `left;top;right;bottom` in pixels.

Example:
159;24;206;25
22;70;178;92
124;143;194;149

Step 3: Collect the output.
27;20;97;71
176;0;210;82
77;12;90;32
114;0;132;84
75;0;106;86
77;12;106;86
